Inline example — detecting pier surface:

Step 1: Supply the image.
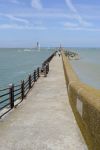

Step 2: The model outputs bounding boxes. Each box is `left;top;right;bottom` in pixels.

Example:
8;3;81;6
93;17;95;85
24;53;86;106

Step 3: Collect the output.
0;55;87;150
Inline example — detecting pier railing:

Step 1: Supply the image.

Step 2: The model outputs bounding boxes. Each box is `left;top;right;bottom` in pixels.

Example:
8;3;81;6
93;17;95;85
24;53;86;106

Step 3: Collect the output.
62;51;100;150
0;51;56;118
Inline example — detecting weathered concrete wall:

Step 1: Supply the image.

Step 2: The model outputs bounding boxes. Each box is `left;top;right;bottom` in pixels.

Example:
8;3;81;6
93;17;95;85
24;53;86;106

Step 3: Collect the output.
62;52;100;150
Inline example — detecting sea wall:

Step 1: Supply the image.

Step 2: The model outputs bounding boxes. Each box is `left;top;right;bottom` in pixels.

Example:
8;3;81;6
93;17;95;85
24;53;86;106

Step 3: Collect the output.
62;51;100;150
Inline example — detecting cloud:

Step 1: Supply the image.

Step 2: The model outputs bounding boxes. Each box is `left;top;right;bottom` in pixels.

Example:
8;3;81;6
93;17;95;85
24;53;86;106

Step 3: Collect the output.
31;0;42;10
0;12;48;29
67;27;100;32
0;24;47;30
65;0;77;13
11;11;73;19
7;15;29;24
9;0;19;4
65;0;92;27
64;22;78;28
0;8;76;20
0;12;46;30
63;22;100;32
0;13;29;24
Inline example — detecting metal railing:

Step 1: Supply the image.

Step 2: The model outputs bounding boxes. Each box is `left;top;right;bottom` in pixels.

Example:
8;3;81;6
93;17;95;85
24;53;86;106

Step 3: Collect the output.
42;51;56;66
0;51;56;118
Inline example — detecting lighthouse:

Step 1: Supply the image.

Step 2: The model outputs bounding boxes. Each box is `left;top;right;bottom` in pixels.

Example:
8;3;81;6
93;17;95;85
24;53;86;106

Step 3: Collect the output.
37;42;40;51
59;44;62;51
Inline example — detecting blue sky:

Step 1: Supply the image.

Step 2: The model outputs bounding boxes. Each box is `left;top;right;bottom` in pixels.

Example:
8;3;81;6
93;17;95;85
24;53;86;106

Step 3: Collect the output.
0;0;100;47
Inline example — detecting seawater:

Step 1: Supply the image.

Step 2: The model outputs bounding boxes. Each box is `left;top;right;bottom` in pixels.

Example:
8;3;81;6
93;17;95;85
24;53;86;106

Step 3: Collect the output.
0;48;100;90
69;48;100;89
0;48;54;89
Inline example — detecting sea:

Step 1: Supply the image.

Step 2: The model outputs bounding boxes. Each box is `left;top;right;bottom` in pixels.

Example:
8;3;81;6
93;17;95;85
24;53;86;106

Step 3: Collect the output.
68;48;100;89
0;48;100;90
0;48;55;89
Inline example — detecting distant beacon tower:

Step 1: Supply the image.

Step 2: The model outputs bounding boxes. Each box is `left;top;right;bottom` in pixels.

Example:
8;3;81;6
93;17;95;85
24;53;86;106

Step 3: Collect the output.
59;44;62;51
37;42;39;48
37;41;40;51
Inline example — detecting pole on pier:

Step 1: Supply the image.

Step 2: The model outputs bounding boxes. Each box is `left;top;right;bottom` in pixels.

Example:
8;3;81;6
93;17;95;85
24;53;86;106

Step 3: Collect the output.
47;63;49;73
29;74;32;89
34;70;37;82
44;65;47;77
9;84;14;109
21;80;25;100
37;67;40;78
46;64;48;74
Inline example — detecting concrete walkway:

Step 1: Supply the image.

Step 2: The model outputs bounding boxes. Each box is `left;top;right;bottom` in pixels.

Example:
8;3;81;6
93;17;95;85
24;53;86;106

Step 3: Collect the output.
0;55;87;150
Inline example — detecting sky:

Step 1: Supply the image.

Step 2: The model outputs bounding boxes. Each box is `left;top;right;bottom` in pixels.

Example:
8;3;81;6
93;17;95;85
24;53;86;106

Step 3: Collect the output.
0;0;100;47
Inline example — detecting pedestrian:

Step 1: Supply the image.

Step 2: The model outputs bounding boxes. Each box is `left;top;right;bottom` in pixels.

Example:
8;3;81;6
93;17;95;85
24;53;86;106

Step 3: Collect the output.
58;51;60;57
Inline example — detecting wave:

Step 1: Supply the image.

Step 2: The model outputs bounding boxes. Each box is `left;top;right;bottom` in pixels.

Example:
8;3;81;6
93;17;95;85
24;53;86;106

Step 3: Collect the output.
24;49;32;52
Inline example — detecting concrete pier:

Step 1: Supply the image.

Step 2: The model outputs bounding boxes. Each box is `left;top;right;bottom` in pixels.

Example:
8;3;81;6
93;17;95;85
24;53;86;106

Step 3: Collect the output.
0;55;87;150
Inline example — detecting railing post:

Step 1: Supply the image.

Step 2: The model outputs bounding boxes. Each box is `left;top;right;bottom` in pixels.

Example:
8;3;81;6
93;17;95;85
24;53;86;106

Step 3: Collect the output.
46;63;48;74
44;65;47;77
29;74;32;89
46;63;49;74
48;63;49;72
9;84;14;109
34;70;37;82
21;80;25;100
37;67;40;78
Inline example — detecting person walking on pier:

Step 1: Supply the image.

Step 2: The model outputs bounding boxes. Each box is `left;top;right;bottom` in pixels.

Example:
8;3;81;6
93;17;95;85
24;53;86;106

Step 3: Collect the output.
58;50;61;57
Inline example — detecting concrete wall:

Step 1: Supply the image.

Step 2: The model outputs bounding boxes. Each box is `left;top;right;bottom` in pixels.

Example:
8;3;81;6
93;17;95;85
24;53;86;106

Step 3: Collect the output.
62;52;100;150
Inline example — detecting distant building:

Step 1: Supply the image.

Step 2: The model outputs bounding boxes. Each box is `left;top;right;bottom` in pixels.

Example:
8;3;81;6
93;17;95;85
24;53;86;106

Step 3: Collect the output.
59;44;62;51
37;42;39;48
37;42;40;51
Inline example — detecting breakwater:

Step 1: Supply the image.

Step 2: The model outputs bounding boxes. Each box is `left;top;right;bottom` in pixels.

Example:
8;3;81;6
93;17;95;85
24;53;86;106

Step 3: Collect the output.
64;50;80;60
0;52;87;150
62;51;100;150
0;52;56;118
